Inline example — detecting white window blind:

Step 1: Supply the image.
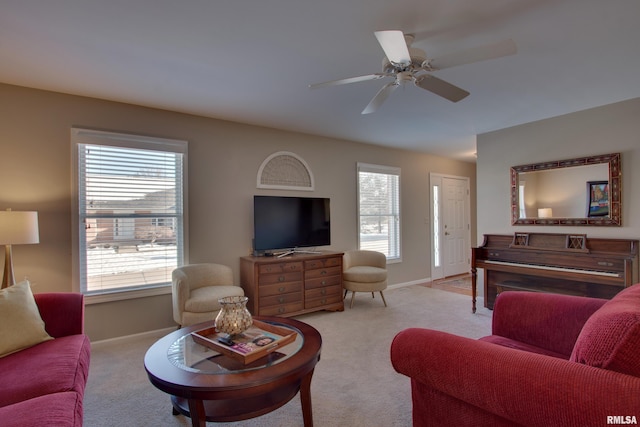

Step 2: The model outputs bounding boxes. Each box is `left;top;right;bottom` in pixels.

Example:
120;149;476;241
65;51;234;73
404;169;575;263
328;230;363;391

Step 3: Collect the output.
357;163;401;261
73;128;186;296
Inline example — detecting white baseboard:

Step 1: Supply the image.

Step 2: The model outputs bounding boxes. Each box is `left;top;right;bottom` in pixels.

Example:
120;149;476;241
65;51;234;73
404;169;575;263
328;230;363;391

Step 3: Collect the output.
388;278;431;290
90;326;177;348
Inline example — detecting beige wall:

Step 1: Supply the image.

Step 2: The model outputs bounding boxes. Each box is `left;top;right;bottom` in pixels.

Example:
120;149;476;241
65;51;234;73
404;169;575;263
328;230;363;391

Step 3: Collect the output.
0;83;476;341
476;98;640;294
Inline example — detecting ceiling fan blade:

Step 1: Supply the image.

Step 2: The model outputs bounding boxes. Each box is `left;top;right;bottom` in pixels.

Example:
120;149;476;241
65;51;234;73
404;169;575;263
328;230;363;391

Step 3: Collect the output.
362;82;398;114
309;73;390;89
414;75;469;102
429;39;517;70
374;30;411;66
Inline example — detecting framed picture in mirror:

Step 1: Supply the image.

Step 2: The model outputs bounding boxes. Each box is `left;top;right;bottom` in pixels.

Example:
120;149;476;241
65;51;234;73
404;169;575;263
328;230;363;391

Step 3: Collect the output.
587;181;609;217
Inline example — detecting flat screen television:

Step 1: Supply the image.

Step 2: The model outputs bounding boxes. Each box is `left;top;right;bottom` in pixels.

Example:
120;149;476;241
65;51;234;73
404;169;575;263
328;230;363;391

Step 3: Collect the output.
253;196;330;253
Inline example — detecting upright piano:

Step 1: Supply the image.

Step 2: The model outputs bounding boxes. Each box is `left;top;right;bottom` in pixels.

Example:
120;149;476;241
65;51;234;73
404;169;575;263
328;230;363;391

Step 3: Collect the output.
471;233;639;313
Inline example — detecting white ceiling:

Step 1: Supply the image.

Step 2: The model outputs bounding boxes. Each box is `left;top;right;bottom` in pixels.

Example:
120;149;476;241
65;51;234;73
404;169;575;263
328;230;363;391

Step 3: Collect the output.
2;0;639;162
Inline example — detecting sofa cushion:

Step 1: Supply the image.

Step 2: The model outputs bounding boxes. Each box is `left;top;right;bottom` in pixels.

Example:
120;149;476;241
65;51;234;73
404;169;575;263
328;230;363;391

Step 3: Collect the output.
570;284;640;377
0;334;90;407
343;266;387;283
0;280;52;357
185;285;245;312
0;392;83;427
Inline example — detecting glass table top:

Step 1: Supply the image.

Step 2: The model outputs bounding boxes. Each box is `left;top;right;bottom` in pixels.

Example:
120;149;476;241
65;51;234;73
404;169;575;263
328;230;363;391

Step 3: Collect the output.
167;321;304;375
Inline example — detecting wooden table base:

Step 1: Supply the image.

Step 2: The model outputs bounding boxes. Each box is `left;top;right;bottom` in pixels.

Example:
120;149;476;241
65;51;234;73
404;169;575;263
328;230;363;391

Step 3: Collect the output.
171;370;315;427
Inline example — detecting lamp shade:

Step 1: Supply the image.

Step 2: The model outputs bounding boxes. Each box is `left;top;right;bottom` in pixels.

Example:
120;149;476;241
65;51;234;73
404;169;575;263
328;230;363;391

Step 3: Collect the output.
0;211;39;245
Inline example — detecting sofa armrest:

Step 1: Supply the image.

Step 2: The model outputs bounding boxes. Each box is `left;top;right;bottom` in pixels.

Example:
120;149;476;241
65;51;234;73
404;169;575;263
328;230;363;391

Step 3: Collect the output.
391;328;640;426
490;291;607;356
34;292;85;338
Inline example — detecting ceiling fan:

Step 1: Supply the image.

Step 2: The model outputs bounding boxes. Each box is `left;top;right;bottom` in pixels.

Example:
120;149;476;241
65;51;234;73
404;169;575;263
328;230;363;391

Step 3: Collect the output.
309;30;517;114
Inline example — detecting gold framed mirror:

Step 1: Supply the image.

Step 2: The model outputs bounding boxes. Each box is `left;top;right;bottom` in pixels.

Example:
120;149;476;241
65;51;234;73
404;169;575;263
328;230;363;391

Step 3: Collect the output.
511;153;621;226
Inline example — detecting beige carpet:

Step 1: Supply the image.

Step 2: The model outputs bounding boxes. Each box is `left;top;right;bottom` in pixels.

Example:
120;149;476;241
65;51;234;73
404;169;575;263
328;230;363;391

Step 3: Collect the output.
84;286;491;426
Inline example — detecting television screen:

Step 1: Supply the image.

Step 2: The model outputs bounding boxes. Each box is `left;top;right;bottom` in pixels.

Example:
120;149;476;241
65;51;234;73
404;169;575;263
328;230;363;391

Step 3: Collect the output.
253;196;330;252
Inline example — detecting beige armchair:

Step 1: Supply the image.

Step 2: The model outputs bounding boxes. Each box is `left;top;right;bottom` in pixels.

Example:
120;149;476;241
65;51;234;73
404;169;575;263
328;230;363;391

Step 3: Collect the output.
172;263;245;327
342;250;388;308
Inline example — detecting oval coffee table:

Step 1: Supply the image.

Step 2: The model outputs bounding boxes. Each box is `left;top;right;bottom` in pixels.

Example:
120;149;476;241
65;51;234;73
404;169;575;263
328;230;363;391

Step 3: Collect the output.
144;316;321;427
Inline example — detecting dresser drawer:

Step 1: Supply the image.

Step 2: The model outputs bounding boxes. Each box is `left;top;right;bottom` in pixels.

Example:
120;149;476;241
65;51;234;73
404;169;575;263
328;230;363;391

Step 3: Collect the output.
259;301;305;316
305;265;342;280
259;262;303;274
305;292;343;309
259;271;303;286
260;291;304;308
305;256;342;270
305;284;342;300
259;281;303;297
305;274;342;290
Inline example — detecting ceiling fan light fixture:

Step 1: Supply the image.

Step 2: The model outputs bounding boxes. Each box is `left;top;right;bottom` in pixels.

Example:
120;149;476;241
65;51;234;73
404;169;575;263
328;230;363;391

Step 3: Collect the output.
397;71;413;84
383;47;427;73
310;30;514;113
421;59;434;71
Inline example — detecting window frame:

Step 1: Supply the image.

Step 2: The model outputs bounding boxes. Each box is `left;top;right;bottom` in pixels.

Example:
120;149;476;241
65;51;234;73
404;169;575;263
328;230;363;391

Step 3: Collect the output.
71;128;188;303
356;162;401;263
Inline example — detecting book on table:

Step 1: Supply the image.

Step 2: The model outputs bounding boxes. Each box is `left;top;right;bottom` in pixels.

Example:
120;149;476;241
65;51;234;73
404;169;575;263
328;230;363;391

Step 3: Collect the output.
191;320;297;364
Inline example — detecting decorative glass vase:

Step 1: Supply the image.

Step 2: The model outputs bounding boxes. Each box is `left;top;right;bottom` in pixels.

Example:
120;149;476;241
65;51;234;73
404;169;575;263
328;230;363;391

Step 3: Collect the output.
214;296;253;336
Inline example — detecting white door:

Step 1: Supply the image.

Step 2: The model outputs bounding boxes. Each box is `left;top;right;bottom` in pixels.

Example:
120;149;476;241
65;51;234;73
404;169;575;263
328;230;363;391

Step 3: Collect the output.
430;174;470;279
443;177;469;277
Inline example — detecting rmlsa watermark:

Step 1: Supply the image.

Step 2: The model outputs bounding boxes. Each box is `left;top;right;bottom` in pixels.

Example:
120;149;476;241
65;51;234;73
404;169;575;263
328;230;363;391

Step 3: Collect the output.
607;416;638;425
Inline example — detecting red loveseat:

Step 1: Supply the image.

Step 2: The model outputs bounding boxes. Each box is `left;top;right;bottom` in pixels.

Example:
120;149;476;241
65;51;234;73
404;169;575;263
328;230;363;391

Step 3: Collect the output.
391;284;640;427
0;293;91;426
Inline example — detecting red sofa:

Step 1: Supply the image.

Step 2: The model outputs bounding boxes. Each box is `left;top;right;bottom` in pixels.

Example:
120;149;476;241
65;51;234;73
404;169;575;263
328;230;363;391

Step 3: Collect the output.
0;293;91;426
391;284;640;427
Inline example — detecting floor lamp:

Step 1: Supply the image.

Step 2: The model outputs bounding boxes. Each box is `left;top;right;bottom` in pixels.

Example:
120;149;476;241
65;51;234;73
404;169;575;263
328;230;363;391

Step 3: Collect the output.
0;209;39;289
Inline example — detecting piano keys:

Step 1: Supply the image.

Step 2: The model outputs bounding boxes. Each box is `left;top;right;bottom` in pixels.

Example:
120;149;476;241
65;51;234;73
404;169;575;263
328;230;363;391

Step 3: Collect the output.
471;233;639;313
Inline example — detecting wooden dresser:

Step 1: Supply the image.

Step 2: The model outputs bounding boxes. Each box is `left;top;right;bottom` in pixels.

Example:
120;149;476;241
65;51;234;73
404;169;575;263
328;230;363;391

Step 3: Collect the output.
240;251;344;317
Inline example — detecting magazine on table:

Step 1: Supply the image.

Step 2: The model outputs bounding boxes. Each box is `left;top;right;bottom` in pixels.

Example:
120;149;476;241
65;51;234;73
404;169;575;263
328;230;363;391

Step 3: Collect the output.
225;326;281;354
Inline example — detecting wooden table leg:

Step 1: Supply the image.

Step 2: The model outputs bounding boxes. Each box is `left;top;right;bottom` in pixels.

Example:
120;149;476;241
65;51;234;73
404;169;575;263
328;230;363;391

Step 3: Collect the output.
187;399;207;427
471;264;477;314
299;368;315;427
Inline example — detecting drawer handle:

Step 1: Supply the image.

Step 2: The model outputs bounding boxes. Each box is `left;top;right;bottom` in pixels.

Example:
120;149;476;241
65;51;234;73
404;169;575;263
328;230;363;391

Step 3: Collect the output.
321;289;326;295
321;280;326;285
321;270;327;275
321;299;326;304
278;307;285;314
278;286;286;292
278;297;285;303
278;276;285;282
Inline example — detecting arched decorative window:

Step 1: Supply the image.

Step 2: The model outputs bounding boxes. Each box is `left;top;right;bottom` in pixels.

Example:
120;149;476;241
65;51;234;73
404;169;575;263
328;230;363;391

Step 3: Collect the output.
257;151;314;191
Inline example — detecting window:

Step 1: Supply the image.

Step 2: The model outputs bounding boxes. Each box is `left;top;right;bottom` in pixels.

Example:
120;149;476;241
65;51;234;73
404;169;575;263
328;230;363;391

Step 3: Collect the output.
357;163;401;261
72;128;187;298
519;183;526;218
